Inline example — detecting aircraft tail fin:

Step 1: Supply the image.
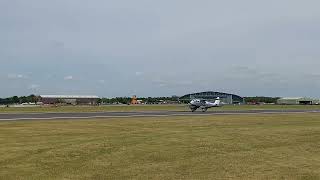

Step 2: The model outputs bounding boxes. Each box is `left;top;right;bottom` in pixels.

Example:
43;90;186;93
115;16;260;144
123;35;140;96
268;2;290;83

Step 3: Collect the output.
214;97;221;105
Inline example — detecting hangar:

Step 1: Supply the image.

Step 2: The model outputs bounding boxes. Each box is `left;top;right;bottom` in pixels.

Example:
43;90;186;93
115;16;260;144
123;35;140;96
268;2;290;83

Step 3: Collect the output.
179;91;244;104
40;95;99;105
277;97;320;105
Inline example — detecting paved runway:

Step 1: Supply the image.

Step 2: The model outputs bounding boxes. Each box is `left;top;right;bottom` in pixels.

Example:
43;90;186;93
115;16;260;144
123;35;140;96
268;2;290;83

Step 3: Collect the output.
1;109;320;121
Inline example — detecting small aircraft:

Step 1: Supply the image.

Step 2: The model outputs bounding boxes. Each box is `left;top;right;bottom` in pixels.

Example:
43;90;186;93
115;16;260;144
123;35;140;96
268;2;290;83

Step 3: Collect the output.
189;97;221;112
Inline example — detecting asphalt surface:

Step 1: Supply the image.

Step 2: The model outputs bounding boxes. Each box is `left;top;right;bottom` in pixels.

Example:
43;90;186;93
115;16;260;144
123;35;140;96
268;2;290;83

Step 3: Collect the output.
1;109;320;121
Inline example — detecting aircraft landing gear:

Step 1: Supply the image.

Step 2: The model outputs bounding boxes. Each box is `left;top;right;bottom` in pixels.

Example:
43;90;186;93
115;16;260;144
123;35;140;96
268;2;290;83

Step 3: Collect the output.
202;108;208;112
189;105;198;112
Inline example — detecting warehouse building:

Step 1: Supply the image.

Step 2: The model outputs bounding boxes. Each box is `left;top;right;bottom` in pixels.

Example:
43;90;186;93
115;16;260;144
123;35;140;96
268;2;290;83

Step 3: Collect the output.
277;97;320;105
40;95;99;105
179;91;244;104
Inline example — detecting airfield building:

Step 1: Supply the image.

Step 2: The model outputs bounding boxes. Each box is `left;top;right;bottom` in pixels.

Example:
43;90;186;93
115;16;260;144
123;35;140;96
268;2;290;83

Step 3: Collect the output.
40;95;99;105
277;97;320;105
179;91;244;104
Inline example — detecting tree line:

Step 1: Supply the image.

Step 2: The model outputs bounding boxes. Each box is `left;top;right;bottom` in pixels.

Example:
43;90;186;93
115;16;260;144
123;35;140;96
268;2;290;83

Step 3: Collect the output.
0;95;280;105
244;97;280;104
0;95;180;105
101;96;180;104
0;95;39;105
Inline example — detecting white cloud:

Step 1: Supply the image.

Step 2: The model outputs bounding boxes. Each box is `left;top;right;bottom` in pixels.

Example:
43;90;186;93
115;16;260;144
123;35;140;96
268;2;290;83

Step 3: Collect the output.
135;72;144;76
151;79;193;87
64;75;73;80
7;74;27;79
98;80;105;84
158;83;167;87
28;84;40;89
178;81;193;86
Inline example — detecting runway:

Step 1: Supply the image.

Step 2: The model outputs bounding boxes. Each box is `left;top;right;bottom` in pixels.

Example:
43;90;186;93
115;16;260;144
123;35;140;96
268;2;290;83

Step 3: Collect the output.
1;109;320;121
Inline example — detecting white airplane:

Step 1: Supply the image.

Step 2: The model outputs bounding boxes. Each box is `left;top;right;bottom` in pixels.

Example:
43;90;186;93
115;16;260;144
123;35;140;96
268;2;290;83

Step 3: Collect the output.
189;97;221;112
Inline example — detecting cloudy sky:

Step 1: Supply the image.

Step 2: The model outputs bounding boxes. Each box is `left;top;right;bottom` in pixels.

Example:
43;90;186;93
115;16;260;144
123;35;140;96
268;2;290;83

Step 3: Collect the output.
1;0;320;98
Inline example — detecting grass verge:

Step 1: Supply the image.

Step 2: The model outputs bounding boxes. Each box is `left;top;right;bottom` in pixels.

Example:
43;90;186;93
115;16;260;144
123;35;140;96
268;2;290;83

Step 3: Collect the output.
1;114;320;179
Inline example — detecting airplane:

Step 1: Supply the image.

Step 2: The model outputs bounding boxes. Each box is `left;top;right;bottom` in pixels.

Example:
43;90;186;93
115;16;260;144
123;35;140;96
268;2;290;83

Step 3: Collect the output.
189;97;221;112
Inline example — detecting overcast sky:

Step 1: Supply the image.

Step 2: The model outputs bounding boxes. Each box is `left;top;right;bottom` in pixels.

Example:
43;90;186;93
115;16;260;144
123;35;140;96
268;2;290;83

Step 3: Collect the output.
1;0;320;98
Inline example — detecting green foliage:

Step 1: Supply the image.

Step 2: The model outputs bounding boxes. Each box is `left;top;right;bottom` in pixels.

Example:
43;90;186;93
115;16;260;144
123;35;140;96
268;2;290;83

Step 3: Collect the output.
0;95;280;105
101;97;131;104
101;96;179;104
0;94;39;105
244;96;280;104
97;98;102;104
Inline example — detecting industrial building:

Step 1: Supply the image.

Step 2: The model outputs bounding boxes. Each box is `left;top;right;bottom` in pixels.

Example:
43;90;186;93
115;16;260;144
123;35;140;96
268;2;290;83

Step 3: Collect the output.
179;91;244;104
277;97;320;105
40;95;99;105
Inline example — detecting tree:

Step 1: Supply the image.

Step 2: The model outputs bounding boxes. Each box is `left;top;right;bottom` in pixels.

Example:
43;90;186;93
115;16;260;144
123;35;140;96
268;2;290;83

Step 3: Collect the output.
97;98;102;105
244;97;280;104
12;96;19;104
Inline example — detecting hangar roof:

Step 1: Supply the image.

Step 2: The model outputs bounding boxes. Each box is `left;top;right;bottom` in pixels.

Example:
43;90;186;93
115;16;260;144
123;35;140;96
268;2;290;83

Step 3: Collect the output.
179;91;244;101
180;91;243;98
279;97;311;100
280;97;303;99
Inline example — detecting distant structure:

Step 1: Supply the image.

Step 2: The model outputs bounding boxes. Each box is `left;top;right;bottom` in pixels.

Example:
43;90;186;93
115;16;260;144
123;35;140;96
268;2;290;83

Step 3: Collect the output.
277;97;320;105
179;91;244;104
131;95;138;104
40;95;99;105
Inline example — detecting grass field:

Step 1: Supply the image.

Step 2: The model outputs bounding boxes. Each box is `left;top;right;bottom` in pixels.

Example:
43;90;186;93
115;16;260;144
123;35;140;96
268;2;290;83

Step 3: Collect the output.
1;114;320;179
1;104;320;113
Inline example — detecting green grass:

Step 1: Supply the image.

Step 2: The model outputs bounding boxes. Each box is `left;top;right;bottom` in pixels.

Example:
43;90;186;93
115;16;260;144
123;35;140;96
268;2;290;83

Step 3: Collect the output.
1;104;320;113
1;114;320;179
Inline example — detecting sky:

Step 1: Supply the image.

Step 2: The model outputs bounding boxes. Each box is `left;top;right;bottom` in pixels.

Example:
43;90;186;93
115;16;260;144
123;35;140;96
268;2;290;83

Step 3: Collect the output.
1;0;320;98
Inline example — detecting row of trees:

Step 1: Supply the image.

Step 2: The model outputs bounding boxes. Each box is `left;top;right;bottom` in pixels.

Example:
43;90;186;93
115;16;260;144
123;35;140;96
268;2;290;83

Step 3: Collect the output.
101;96;180;104
139;96;179;104
244;97;280;104
0;95;39;105
0;95;180;105
0;95;280;105
101;97;132;104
